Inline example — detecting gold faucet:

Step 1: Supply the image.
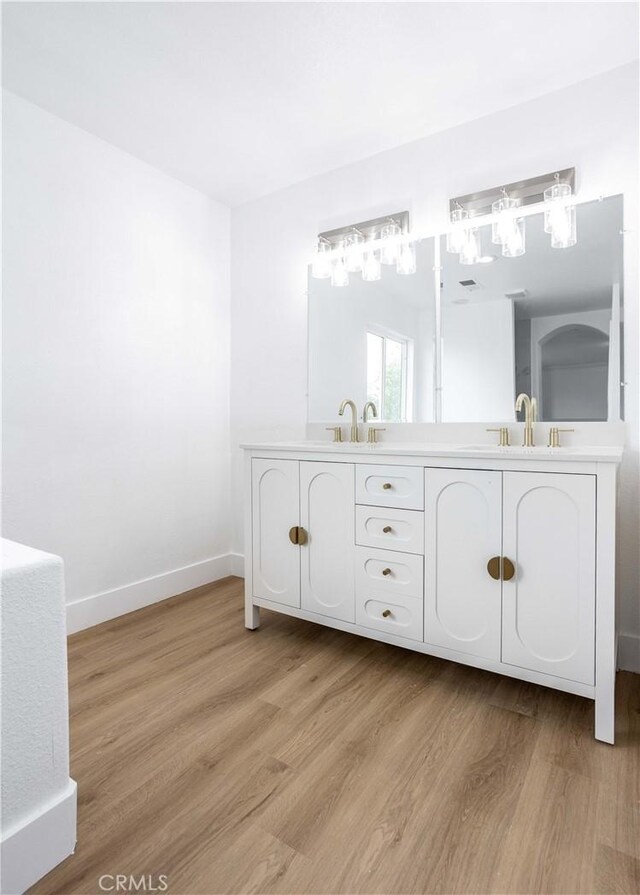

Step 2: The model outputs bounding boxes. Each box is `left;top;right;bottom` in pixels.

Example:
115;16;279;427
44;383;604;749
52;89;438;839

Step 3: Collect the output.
338;399;360;443
515;393;535;447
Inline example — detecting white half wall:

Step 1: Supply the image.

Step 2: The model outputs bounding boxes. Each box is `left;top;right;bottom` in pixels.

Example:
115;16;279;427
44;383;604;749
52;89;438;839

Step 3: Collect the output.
0;539;76;894
230;63;639;662
2;92;232;620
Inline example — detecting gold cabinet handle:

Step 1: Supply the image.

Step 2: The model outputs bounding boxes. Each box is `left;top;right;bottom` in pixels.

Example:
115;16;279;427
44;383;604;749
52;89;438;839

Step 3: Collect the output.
382;525;392;533
487;556;501;580
382;482;393;490
288;526;308;546
381;568;392;576
487;556;515;580
382;609;392;618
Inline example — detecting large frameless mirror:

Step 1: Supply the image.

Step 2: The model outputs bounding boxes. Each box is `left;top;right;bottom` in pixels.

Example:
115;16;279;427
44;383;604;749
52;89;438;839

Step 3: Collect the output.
439;195;624;422
308;238;436;422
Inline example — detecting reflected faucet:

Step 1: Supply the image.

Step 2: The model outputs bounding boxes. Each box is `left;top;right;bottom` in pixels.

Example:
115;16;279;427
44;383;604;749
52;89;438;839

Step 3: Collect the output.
338;399;360;443
515;393;535;447
363;401;378;423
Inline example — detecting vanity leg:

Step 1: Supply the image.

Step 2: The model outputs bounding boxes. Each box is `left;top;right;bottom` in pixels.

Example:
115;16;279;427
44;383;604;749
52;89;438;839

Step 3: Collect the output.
595;684;615;745
245;599;260;630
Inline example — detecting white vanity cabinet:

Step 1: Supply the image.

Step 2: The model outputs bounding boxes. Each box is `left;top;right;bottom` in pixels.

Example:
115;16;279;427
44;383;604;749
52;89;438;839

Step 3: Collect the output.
243;442;621;743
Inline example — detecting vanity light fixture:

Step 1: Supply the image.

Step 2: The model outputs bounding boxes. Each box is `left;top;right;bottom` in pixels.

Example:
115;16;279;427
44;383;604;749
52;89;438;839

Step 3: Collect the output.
459;228;481;265
312;211;414;286
448;167;577;264
544;173;577;248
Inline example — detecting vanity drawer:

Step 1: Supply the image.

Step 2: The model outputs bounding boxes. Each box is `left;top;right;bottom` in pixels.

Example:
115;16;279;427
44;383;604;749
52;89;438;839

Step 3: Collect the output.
356;464;424;510
356;590;423;642
356;546;424;598
355;505;424;555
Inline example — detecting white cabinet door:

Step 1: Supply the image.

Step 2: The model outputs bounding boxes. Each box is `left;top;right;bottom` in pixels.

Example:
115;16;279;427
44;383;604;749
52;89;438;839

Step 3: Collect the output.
425;468;502;660
502;472;595;685
300;461;355;622
251;458;300;607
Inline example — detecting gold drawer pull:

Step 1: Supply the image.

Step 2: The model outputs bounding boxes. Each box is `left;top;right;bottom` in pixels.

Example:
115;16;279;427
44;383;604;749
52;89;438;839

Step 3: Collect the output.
487;556;501;580
502;557;515;581
487;556;516;580
382;609;392;618
382;482;393;490
382;568;392;577
382;525;392;533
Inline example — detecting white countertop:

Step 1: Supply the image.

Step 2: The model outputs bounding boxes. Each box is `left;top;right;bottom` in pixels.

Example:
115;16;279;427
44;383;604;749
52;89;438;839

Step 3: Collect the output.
241;440;624;463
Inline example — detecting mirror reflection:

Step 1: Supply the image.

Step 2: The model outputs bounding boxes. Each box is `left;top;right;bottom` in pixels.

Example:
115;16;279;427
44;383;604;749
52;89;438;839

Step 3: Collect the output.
440;195;623;422
308;239;436;422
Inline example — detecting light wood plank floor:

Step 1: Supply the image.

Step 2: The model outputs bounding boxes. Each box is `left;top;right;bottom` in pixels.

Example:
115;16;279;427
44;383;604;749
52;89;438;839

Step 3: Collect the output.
32;577;639;895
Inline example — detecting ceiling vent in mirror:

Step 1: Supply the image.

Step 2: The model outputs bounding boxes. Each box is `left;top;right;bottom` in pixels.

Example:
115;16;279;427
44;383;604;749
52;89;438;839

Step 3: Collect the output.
504;288;529;301
459;279;482;291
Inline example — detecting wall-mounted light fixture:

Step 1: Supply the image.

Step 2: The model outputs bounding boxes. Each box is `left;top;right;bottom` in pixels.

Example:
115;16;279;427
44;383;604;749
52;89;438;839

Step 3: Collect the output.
311;211;415;285
447;168;576;265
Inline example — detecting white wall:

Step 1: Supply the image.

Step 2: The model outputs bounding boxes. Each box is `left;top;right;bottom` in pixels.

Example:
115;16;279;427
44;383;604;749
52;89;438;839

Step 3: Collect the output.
2;92;232;629
231;63;639;659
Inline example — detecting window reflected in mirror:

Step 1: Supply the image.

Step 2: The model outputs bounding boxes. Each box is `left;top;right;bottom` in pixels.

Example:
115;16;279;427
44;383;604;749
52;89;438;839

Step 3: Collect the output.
308;239;435;422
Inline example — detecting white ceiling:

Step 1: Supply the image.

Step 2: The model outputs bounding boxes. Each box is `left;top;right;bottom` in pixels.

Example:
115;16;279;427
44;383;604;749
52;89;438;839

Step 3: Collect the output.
3;2;638;206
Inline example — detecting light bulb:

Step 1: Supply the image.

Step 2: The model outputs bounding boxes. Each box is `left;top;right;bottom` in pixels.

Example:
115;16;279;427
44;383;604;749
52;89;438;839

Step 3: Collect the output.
311;240;331;279
459;228;481;265
396;242;416;275
544;181;577;248
380;222;401;265
362;244;381;281
344;231;365;272
501;216;525;258
331;246;349;287
446;207;469;254
491;196;520;246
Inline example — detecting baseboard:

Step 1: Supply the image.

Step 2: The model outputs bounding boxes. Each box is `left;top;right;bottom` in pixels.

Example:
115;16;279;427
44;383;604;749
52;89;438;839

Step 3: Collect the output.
618;632;640;674
66;554;234;634
229;552;245;577
1;779;77;895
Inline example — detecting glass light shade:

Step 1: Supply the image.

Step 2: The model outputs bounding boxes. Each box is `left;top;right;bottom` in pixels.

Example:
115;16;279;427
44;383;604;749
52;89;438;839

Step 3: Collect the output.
362;246;381;281
491;196;520;246
331;251;349;287
446;207;469;254
344;231;365;272
380;222;401;265
544;182;577;248
311;240;331;279
501;216;525;257
396;242;416;275
459;228;481;265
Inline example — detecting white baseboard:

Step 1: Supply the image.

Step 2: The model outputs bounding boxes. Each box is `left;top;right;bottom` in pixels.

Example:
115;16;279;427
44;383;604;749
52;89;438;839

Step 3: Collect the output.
1;779;77;895
229;552;245;577
618;632;640;674
66;554;234;634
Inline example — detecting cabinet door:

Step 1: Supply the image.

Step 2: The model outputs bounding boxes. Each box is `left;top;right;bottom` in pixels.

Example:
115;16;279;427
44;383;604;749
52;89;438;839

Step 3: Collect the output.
425;468;502;659
300;461;355;622
502;472;595;685
251;458;300;607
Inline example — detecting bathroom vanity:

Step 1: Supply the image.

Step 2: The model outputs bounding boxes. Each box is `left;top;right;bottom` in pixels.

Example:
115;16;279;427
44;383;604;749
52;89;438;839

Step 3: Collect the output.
243;440;622;743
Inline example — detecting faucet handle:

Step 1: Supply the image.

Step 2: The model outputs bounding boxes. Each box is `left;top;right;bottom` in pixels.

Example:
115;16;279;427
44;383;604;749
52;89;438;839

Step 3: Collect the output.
548;427;574;448
325;426;343;443
366;427;385;445
486;427;510;447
